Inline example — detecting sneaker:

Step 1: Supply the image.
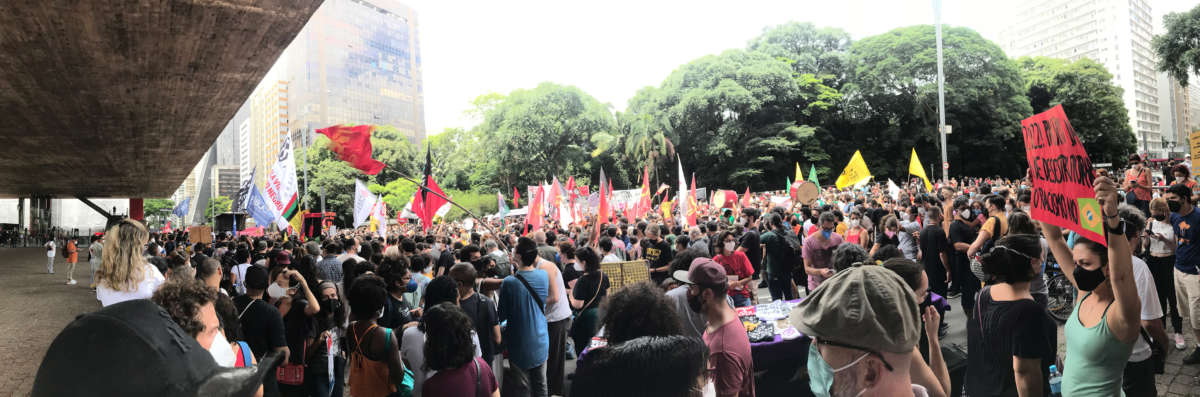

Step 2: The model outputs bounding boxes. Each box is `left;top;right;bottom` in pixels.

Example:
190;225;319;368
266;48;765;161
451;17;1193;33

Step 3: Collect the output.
66;279;76;286
1184;348;1200;365
1175;333;1187;350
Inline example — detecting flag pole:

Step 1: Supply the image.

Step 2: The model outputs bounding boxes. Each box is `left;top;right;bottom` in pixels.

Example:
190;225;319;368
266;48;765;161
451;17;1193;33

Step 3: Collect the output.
394;173;512;255
302;127;310;210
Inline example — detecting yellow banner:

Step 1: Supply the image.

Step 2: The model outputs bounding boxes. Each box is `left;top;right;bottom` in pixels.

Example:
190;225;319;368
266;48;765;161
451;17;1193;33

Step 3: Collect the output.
909;149;933;192
835;150;872;189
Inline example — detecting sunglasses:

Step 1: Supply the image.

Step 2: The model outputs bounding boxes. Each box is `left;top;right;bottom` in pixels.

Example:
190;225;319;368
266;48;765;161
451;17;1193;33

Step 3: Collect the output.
815;338;894;372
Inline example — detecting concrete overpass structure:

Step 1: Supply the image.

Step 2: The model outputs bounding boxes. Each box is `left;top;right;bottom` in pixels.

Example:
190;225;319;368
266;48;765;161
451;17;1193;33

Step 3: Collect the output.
0;1;323;233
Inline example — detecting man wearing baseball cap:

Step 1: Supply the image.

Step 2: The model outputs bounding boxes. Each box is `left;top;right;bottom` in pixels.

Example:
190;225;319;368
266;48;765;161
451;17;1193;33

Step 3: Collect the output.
791;265;927;397
674;258;755;397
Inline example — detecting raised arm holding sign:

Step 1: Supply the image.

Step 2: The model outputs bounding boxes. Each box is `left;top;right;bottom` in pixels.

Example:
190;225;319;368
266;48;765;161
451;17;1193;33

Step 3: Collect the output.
1020;105;1106;246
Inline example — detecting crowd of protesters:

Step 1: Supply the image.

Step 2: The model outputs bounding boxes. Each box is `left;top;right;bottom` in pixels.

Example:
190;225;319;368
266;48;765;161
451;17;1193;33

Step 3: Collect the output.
30;151;1200;397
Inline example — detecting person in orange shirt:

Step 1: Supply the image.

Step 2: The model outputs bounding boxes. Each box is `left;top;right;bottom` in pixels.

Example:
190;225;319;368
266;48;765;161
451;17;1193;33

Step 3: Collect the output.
1123;153;1153;215
64;237;79;286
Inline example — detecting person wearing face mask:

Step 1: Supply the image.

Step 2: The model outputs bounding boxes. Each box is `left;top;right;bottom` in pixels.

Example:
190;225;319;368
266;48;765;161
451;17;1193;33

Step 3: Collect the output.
804;212;844;290
232;264;290;396
1147;198;1188;351
897;207;922;261
307;281;347;397
713;231;755;308
1170;164;1200;203
963;235;1056;397
793;265;927;397
948;197;981;315
967;195;1009;260
844;210;871;248
870;215;901;258
1165;183;1200;364
674;258;755;397
642;224;675;285
1042;175;1141;395
566;247;610;356
1123;154;1153;216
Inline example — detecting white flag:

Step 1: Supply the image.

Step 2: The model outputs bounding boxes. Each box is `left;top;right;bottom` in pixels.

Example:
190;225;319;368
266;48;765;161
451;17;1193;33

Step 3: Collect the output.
887;179;901;201
354;179;377;228
264;134;300;230
677;156;688;227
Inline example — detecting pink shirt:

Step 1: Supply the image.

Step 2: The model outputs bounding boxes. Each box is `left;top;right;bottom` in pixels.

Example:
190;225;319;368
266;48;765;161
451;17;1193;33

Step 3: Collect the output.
802;232;843;290
703;319;756;397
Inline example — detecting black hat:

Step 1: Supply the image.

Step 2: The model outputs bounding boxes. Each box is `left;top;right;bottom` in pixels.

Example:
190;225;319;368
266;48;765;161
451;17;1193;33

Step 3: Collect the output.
33;299;282;397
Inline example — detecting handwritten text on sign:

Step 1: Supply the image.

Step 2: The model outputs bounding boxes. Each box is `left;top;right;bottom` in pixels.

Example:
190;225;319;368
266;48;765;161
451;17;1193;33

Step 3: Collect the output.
1020;105;1106;245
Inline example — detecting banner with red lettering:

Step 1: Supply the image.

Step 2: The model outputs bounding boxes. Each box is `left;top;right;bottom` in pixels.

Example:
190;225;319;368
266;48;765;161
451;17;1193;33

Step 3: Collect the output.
1020;105;1105;245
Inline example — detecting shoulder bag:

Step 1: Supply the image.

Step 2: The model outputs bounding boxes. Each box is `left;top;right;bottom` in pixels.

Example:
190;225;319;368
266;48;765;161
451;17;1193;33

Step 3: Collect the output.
513;273;546;314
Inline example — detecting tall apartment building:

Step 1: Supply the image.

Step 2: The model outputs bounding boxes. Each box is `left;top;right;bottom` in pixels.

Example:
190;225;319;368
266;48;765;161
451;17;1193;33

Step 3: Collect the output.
999;0;1165;156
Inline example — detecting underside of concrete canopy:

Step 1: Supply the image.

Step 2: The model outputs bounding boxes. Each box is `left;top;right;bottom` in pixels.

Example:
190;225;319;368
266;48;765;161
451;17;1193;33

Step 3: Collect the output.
0;0;323;198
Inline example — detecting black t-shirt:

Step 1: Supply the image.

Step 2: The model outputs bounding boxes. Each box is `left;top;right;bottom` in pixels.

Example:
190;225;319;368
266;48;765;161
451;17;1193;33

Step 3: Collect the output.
641;239;673;269
571;271;610;312
436;250;456;276
965;288;1055;396
281;297;315;365
739;230;762;270
459;292;499;359
378;293;413;329
232;295;287;359
948;220;977;270
919;225;949;273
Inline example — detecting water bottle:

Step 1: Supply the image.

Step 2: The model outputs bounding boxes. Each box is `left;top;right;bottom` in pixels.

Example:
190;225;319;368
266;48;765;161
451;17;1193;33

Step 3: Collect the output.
1048;364;1062;397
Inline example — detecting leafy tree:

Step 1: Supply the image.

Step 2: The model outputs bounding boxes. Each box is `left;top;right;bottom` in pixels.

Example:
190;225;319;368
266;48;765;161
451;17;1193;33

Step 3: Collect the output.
470;82;616;191
1019;56;1136;164
204;196;232;221
843;25;1032;179
144;198;174;228
1154;4;1200;86
747;21;853;88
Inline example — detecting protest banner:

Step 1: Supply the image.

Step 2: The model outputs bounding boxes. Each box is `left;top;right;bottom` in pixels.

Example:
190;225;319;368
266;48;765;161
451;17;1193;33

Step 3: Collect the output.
1020;105;1105;245
1190;130;1200;178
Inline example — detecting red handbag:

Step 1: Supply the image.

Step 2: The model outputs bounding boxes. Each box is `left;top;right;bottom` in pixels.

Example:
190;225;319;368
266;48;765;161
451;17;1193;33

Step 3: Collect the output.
276;339;306;385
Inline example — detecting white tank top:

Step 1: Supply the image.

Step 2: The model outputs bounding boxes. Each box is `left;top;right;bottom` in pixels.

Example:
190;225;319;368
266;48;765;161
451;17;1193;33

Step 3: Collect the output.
543;261;572;322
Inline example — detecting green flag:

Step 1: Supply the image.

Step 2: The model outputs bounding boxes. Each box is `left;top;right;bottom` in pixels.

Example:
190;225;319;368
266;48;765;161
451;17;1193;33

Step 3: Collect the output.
785;176;791;192
808;165;819;187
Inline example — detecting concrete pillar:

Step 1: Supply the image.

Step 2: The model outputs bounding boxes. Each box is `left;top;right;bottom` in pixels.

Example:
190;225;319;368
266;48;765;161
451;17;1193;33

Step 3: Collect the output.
129;198;143;221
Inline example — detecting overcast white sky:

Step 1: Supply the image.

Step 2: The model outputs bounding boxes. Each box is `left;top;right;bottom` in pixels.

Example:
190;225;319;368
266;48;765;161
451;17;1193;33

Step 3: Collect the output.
406;0;1199;135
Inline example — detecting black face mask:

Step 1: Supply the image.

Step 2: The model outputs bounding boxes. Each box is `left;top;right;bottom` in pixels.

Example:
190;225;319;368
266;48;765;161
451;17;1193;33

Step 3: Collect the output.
1154;214;1167;221
1169;200;1183;213
1073;265;1107;292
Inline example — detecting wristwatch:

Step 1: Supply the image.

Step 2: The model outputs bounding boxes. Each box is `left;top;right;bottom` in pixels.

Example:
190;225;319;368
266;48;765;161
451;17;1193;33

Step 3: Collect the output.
1106;220;1127;236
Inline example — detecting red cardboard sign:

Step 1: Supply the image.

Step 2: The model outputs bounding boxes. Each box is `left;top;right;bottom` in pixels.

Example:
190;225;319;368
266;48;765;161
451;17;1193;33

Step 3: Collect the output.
1020;105;1105;245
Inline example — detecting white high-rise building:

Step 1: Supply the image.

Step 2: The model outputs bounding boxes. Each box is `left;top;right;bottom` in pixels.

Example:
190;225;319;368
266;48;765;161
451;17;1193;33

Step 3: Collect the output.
999;0;1163;156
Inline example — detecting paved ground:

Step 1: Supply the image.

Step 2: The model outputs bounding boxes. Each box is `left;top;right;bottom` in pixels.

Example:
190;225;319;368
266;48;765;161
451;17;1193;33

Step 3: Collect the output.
0;248;100;397
2;249;1199;396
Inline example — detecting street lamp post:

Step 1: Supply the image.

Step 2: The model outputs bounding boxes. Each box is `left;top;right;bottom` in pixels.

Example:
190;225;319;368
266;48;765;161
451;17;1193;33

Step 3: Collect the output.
934;0;949;184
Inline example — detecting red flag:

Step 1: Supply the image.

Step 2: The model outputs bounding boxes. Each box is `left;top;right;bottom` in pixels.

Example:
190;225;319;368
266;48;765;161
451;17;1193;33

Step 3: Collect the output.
513;187;521;208
594;170;609;246
525;185;545;235
686;173;698;227
741;186;751;208
580;185;589;196
638;165;651;218
566;176;579;224
316;125;386;175
411;144;448;231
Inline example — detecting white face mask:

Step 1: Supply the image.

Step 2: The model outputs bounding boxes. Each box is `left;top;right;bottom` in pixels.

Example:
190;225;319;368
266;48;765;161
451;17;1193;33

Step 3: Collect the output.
208;330;236;367
267;282;287;300
572;261;584;272
724;241;736;253
900;213;911;222
848;219;860;228
960;209;972;219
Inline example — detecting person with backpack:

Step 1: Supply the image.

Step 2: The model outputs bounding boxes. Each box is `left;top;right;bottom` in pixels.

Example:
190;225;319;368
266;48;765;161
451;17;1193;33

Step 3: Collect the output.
762;213;803;301
498;237;550;397
967;195;1009;266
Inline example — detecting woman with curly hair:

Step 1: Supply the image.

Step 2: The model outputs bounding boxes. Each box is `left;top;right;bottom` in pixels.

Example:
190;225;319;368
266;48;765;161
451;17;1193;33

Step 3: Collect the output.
422;303;500;397
597;281;683;346
96;219;165;307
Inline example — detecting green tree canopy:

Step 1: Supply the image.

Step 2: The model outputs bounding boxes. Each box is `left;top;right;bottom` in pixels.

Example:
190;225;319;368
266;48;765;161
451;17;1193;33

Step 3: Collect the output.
470;83;616;191
842;25;1032;179
1154;4;1200;86
1019;56;1136;164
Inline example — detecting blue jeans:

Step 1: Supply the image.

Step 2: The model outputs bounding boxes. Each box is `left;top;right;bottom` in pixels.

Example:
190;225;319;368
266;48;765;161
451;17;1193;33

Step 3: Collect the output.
731;294;752;308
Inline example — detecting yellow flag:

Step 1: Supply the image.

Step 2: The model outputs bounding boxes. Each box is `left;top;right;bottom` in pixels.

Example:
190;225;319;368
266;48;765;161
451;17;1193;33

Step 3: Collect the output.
909;149;933;192
661;200;672;220
289;210;307;236
835;150;872;189
795;162;804;182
